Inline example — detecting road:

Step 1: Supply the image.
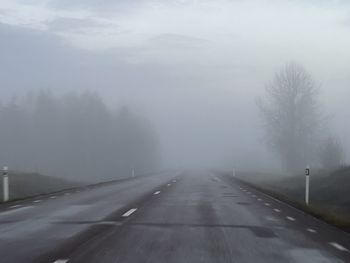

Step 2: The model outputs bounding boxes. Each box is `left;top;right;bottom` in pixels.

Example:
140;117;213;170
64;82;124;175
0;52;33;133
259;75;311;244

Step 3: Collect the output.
0;171;349;263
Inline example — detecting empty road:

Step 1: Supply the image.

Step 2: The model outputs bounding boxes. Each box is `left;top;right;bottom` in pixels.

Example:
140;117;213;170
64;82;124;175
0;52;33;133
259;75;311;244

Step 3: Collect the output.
0;171;349;263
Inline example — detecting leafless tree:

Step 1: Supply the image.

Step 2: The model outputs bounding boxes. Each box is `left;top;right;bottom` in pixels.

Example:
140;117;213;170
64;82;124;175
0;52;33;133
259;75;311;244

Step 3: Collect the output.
257;62;324;173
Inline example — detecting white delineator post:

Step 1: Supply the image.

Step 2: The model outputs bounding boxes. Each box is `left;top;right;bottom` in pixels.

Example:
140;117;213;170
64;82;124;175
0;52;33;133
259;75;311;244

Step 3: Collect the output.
305;165;310;205
3;166;9;202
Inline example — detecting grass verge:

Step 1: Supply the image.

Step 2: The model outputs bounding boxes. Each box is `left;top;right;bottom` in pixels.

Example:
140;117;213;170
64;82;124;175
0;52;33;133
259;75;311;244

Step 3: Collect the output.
229;168;350;233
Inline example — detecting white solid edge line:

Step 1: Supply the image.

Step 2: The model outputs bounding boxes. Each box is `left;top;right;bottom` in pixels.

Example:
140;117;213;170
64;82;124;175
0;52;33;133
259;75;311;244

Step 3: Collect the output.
329;242;349;252
286;216;296;221
122;208;138;217
153;191;161;195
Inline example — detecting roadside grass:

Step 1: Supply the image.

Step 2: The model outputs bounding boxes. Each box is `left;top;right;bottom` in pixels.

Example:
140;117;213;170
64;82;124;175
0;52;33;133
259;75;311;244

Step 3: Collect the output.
0;171;82;203
233;167;350;232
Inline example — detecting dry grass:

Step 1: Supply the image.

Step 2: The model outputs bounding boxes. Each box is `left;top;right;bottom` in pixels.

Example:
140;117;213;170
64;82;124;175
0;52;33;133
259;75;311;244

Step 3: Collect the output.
0;171;82;202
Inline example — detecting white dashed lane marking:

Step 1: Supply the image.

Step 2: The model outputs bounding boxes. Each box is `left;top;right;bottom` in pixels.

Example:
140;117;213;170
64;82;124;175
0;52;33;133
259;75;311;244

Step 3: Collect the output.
10;205;21;209
167;184;171;187
33;200;42;203
236;184;350;255
307;228;317;233
153;191;161;195
50;196;57;199
53;259;69;263
122;208;137;217
329;242;349;252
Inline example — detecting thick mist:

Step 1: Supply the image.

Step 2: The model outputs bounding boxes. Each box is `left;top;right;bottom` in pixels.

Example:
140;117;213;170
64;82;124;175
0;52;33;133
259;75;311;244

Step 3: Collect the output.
0;91;159;181
0;0;349;180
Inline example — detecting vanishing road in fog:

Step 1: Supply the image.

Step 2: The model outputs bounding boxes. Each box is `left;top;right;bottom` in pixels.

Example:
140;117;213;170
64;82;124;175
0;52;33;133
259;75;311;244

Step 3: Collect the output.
0;172;349;263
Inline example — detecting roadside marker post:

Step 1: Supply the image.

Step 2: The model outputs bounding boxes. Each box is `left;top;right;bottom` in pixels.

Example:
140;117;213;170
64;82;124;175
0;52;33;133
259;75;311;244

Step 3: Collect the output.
2;166;9;202
305;165;310;205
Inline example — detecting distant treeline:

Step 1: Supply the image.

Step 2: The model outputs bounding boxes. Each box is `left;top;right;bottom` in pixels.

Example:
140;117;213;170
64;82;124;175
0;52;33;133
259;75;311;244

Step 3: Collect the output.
0;91;159;181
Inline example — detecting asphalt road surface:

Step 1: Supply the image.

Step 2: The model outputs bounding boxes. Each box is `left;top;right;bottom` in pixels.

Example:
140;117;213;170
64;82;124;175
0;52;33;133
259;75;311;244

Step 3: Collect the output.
0;171;350;263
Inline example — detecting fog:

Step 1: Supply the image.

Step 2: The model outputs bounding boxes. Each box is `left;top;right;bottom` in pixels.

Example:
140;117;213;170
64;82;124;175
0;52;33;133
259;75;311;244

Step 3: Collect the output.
0;0;350;180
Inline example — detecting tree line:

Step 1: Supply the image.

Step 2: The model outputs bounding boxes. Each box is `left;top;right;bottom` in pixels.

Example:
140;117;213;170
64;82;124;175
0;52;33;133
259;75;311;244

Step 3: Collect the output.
0;91;159;181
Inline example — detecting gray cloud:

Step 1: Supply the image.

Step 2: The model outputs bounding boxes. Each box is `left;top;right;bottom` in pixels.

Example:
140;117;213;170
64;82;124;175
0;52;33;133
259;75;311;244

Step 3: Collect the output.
47;17;103;32
150;34;210;49
47;0;152;14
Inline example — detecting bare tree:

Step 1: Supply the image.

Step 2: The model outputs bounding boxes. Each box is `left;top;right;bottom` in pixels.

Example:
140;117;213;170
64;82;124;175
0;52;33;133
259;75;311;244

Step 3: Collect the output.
257;62;323;173
319;136;345;171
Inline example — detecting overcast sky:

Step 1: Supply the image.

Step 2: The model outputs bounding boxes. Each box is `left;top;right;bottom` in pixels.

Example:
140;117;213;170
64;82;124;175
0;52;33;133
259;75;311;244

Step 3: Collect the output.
1;0;350;169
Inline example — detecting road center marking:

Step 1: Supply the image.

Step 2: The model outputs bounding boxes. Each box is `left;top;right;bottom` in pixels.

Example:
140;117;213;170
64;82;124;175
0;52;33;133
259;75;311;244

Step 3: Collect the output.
307;228;317;233
273;208;281;213
264;203;271;206
153;191;161;195
53;259;69;263
329;242;349;252
122;208;137;217
258;198;262;201
286;216;296;221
